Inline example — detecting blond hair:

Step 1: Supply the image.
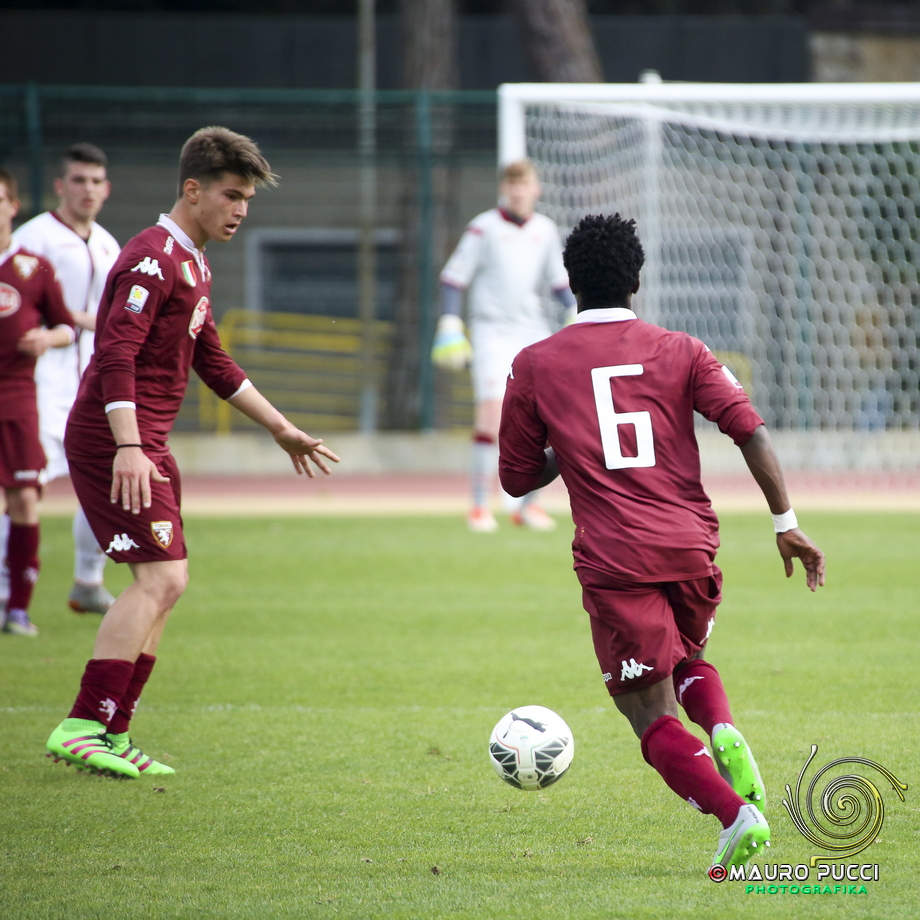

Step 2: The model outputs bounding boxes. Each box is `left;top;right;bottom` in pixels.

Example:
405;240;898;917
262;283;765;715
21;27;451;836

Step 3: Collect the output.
501;159;538;183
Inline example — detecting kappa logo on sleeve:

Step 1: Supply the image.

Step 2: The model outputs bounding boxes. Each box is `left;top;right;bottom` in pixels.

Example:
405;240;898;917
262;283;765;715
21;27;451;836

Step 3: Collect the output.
125;284;149;314
13;254;39;280
130;256;165;280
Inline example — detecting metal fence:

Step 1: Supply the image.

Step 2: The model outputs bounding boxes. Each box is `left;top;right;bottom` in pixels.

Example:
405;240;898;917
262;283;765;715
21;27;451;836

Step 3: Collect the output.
0;84;498;432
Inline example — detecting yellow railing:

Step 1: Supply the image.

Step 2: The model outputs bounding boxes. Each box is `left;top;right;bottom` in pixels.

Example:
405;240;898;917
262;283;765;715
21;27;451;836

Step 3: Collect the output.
199;310;394;434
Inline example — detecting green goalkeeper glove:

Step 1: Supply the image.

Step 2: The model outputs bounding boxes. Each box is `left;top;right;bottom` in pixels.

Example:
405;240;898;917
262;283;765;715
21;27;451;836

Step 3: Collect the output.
432;314;473;370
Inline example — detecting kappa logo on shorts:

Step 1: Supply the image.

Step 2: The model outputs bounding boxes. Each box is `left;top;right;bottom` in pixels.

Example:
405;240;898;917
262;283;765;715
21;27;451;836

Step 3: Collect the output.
151;520;174;548
13;469;39;481
130;256;165;280
106;533;140;554
0;281;22;317
620;658;654;681
188;296;208;339
13;254;39;280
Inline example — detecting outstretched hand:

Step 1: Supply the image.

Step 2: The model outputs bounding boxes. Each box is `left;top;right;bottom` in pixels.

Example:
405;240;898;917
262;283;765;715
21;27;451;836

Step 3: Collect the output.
273;426;340;477
776;528;826;591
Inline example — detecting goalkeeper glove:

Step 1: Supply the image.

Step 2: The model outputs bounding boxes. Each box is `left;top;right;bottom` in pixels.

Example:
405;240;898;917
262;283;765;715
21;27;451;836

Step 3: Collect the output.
431;314;472;370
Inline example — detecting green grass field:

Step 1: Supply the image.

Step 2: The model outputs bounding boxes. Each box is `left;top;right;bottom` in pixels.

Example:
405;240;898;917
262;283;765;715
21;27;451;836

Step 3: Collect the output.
2;511;917;920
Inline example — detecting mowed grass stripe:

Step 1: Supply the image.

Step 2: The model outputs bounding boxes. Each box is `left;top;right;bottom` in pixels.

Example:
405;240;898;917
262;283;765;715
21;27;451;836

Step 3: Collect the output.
1;513;916;920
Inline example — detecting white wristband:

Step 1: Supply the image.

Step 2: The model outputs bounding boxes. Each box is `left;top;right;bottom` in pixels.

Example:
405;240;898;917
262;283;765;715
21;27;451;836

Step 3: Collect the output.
772;509;798;533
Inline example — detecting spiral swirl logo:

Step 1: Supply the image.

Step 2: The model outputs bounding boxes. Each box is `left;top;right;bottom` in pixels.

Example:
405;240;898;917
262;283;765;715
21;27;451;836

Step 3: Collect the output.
782;744;908;867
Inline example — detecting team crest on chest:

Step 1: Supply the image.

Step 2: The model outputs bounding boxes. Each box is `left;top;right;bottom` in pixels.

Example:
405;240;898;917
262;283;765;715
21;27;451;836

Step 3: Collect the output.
13;254;39;280
188;296;208;339
151;520;174;548
0;282;22;317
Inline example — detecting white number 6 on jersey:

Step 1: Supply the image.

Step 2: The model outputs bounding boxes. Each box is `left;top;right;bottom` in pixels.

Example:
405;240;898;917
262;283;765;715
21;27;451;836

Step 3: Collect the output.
591;364;656;470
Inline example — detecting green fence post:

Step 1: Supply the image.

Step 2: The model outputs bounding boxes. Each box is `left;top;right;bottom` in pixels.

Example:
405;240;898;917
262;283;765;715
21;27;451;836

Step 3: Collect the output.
25;83;42;218
416;89;435;431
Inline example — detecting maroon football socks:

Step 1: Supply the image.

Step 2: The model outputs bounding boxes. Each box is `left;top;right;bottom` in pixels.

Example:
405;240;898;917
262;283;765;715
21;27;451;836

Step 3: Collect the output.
641;715;745;828
6;522;39;612
107;654;157;735
68;658;136;726
672;658;733;736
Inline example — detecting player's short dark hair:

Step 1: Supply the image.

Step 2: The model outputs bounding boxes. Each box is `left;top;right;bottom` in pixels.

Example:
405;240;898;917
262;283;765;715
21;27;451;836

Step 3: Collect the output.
563;213;645;308
0;168;18;201
178;126;277;194
60;142;108;176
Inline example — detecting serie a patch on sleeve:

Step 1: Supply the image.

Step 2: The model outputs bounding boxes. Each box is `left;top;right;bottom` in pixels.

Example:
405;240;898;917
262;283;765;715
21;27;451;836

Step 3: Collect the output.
125;284;149;314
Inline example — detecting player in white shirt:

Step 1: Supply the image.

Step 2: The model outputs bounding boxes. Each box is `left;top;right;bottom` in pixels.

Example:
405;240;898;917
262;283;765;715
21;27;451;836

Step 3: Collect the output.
433;160;576;532
1;143;120;614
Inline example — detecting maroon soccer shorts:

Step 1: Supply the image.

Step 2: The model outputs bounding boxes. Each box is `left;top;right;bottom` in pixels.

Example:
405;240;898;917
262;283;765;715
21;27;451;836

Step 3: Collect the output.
577;565;722;696
0;417;46;490
68;452;188;564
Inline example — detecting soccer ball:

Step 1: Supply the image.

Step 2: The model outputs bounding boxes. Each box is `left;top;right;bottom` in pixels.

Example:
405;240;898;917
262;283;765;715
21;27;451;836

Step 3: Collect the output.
488;705;575;791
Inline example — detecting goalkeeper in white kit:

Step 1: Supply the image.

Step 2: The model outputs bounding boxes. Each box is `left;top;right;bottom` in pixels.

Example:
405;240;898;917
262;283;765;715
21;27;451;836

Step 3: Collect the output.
432;160;575;532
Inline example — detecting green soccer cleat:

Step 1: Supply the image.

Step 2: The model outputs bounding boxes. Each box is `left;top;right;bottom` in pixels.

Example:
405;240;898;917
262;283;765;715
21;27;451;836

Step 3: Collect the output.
712;724;766;810
713;804;771;868
46;720;140;779
106;733;175;776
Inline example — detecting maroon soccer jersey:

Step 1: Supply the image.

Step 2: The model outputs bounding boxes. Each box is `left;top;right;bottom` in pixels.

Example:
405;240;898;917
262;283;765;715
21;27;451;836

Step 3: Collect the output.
65;216;247;458
0;244;73;423
499;308;764;582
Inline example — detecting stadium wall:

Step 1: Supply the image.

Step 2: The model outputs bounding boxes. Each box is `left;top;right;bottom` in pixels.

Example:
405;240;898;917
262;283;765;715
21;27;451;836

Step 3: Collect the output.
0;12;808;89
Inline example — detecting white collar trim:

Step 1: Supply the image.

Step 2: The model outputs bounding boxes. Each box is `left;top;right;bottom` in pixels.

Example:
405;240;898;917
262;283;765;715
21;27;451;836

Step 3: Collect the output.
572;307;637;324
157;214;206;272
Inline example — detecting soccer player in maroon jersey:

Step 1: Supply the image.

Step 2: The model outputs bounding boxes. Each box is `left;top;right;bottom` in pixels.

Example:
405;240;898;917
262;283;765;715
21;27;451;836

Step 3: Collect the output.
498;214;825;870
45;128;340;779
0;169;76;638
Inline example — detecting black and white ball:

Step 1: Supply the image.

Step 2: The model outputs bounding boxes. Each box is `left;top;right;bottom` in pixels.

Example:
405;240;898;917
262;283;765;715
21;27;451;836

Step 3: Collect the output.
488;705;575;791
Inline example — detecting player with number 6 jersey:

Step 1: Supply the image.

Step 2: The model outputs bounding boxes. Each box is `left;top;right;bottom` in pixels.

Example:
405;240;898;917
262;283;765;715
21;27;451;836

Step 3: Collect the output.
499;214;825;871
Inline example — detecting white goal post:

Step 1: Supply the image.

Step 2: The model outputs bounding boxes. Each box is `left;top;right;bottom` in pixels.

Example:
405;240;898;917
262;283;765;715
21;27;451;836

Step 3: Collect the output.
498;82;920;470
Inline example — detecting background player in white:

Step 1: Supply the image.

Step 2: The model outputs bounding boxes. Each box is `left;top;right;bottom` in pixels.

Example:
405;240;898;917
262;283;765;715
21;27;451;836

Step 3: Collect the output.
432;159;576;533
5;143;120;615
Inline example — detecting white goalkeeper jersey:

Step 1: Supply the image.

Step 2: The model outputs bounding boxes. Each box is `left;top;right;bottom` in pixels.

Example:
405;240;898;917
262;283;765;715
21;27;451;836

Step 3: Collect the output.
14;212;120;414
440;208;569;331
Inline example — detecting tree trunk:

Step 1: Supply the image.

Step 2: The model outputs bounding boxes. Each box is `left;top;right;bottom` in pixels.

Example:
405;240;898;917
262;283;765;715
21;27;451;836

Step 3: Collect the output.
510;0;604;83
402;0;458;91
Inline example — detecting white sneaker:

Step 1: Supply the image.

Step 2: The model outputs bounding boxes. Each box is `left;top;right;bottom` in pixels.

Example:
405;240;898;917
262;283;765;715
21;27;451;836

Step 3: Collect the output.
510;505;557;532
713;804;770;868
467;506;499;533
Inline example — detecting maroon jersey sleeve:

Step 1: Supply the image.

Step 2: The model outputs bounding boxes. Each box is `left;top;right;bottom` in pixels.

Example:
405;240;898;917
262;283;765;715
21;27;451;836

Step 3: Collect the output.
191;310;248;399
690;340;764;445
35;258;74;332
94;252;172;407
498;349;549;497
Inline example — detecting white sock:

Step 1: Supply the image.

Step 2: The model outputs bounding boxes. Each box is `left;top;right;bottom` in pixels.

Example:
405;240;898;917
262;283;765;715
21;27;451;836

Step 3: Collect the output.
0;513;9;601
471;440;498;509
73;506;107;585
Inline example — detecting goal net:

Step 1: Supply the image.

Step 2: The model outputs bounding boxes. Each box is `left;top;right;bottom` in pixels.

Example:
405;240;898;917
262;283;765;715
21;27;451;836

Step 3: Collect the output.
499;83;920;474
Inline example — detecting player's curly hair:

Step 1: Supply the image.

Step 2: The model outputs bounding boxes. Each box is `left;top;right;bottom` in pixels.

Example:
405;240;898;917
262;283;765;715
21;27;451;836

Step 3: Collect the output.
178;126;278;194
563;213;645;308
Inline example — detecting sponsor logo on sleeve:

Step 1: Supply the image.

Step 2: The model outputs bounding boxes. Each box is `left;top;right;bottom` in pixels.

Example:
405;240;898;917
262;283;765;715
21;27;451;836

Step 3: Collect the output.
130;256;165;280
721;365;743;388
0;282;22;317
12;254;39;280
125;284;150;314
188;296;208;339
151;520;174;548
